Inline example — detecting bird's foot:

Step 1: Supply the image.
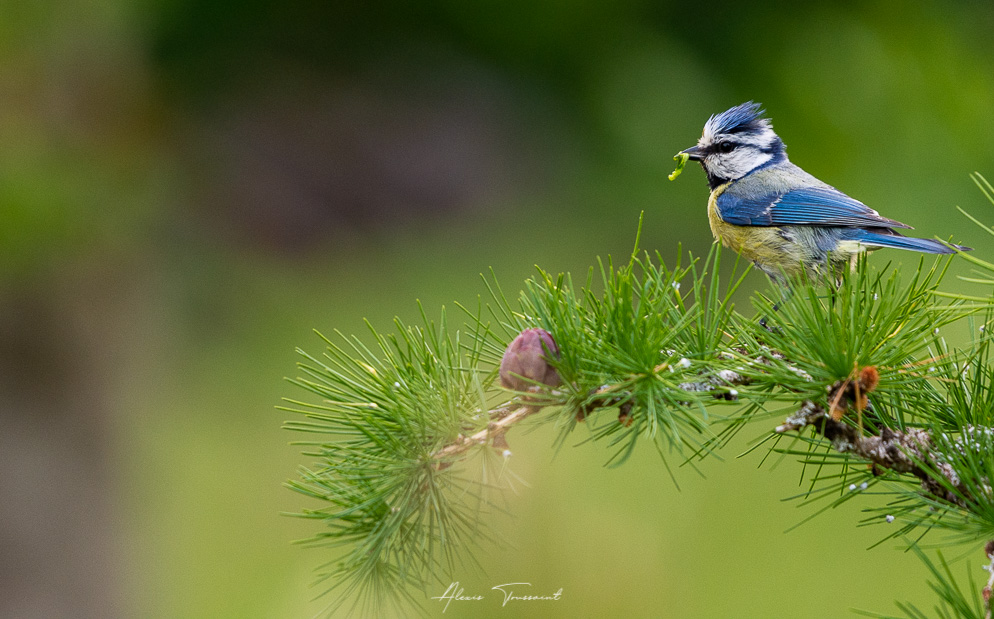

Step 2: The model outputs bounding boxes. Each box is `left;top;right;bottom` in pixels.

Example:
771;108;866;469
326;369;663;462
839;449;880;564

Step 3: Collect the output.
758;316;782;334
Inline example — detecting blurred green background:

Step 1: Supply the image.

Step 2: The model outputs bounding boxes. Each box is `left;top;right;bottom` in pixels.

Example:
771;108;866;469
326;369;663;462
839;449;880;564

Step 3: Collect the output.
1;1;992;617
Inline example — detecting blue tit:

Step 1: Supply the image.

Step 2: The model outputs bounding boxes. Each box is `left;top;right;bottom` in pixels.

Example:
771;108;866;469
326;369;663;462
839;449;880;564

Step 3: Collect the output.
678;102;970;283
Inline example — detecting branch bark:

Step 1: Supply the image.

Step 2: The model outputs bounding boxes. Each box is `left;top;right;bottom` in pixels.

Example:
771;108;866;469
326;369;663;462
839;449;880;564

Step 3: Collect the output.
432;404;538;468
775;400;971;508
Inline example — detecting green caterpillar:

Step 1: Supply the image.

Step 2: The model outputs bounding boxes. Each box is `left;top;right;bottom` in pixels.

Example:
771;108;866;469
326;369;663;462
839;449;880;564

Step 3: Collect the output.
668;151;689;181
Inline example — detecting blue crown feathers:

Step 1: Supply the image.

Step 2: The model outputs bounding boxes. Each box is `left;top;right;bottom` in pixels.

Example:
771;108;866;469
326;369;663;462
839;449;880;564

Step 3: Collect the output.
704;101;770;137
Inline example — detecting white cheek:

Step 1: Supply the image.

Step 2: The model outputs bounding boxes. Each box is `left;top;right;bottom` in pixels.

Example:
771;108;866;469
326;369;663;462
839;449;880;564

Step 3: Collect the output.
709;150;773;179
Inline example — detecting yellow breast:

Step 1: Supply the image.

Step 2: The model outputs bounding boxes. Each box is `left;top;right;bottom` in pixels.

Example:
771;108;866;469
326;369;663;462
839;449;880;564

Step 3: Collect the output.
706;184;731;246
707;183;756;255
706;184;807;278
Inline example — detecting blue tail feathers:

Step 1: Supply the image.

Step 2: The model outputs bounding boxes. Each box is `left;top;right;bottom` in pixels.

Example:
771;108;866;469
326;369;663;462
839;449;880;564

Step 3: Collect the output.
850;230;970;254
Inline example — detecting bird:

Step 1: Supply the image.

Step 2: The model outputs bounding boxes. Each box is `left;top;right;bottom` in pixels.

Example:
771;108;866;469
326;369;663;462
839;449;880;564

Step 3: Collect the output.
677;101;969;283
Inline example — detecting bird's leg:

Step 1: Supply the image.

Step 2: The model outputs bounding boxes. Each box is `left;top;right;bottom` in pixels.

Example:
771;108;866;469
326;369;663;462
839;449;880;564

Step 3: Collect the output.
759;283;794;332
826;255;852;305
759;276;794;333
759;309;778;331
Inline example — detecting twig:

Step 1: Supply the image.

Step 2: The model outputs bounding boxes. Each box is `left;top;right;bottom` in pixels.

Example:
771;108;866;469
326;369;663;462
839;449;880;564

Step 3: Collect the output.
984;543;994;619
433;404;539;468
776;401;970;507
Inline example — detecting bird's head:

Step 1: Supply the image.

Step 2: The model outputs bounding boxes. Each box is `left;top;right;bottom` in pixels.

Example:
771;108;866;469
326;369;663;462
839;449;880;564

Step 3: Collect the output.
680;101;786;188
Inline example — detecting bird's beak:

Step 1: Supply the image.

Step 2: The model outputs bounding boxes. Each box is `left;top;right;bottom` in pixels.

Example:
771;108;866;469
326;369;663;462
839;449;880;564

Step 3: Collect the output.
680;145;704;161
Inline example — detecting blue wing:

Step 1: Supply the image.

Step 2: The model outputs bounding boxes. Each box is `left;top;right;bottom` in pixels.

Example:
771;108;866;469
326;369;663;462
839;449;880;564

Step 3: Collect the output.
716;186;912;230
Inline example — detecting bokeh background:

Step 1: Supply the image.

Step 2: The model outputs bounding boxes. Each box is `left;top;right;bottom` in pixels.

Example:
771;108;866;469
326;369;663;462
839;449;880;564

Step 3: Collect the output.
1;1;993;617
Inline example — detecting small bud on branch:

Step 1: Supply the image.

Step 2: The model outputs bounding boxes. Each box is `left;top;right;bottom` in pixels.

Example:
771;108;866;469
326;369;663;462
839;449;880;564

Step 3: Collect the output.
499;328;561;391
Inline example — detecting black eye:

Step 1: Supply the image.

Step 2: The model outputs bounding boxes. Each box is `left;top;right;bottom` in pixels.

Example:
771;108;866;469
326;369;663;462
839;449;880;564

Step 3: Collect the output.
717;141;736;153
